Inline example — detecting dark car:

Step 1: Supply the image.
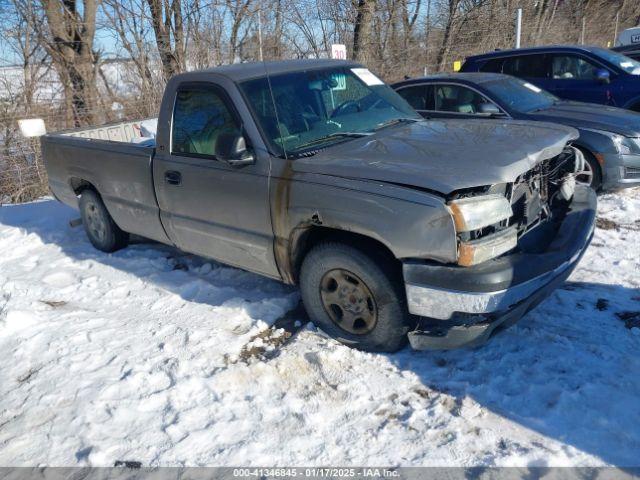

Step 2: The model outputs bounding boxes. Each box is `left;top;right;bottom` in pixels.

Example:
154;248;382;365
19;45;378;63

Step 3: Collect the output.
612;44;640;62
460;45;640;112
393;72;640;190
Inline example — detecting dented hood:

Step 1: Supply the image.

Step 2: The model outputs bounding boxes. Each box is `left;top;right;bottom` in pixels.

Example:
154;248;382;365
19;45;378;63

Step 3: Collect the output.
294;119;578;195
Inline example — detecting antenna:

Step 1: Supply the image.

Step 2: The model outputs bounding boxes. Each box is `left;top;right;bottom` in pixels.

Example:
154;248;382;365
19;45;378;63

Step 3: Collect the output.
262;60;289;160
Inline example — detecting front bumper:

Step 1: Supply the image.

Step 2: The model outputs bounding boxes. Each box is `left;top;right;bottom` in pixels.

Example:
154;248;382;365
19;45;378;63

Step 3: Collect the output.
403;185;597;350
602;152;640;190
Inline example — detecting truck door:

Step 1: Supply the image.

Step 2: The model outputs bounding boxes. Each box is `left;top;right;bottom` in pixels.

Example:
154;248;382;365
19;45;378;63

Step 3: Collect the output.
153;81;279;278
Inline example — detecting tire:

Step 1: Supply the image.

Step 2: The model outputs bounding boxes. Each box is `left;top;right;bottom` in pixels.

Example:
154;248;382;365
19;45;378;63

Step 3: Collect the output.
79;189;129;252
576;148;602;191
299;242;412;352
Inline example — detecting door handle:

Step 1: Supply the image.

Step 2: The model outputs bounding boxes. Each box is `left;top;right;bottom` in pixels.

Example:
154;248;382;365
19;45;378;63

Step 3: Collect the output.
164;170;182;186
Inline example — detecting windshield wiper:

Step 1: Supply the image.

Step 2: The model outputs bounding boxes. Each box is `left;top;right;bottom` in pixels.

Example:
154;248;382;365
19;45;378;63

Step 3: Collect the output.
293;131;372;151
372;117;420;131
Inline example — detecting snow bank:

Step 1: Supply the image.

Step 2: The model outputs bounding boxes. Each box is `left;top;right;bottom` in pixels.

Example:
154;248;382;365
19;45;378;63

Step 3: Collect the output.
0;189;639;466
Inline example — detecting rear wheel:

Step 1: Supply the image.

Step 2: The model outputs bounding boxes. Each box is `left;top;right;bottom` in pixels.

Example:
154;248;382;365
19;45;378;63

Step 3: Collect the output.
79;189;129;252
300;242;411;352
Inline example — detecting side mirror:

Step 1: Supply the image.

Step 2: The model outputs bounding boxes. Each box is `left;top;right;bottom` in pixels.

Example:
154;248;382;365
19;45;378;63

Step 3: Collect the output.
215;131;255;166
595;69;610;84
478;103;503;115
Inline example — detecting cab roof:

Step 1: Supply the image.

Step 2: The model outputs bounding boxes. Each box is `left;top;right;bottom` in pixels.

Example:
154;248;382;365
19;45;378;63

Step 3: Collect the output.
174;59;362;83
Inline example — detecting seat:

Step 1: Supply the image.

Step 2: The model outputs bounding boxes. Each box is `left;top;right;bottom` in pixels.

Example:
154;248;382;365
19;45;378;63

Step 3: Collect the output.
456;88;477;113
191;111;239;155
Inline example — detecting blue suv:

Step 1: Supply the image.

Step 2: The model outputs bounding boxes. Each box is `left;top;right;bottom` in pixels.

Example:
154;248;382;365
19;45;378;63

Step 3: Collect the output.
461;45;640;111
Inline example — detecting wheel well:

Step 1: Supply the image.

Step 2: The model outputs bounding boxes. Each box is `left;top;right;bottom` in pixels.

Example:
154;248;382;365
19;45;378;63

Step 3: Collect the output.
290;226;401;284
626;98;640;112
70;177;96;195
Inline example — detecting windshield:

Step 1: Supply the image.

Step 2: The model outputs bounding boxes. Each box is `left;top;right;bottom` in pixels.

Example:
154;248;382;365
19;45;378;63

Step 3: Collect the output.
591;47;640;75
240;66;420;156
482;76;558;113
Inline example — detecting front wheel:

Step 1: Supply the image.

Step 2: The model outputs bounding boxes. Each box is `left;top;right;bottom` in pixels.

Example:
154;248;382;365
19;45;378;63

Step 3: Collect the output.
575;149;602;190
299;242;412;352
79;189;129;252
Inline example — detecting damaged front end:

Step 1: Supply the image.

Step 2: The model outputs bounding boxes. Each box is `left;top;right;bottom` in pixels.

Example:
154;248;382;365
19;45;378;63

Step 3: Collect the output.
404;146;596;350
445;146;586;268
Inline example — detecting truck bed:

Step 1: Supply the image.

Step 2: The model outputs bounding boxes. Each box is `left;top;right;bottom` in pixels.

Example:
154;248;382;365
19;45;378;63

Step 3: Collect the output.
62;118;157;145
41;118;170;244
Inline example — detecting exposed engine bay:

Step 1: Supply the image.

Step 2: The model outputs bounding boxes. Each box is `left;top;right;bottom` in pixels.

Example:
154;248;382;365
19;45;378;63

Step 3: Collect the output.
509;146;585;236
449;145;585;251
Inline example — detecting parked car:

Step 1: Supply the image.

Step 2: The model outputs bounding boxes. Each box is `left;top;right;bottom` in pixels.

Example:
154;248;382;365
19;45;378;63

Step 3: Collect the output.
42;59;596;352
393;72;640;191
614;26;640;49
461;45;640;111
612;44;640;62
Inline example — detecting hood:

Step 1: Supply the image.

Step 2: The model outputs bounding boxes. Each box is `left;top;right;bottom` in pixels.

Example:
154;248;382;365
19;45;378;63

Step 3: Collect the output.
294;119;577;195
528;101;640;137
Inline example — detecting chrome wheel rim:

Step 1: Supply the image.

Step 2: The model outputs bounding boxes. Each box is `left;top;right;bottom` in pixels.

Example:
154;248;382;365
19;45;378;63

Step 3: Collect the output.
319;268;377;335
85;202;107;243
576;161;594;187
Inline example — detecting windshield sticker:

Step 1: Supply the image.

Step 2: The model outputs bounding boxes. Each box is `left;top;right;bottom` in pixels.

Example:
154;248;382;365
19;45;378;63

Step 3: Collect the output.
331;73;346;91
523;82;542;93
351;68;384;86
621;61;634;68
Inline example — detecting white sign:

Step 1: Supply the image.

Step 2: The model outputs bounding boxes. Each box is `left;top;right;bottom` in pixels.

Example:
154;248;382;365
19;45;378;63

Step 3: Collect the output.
331;73;346;91
351;68;384;86
523;82;542;93
18;118;46;138
331;44;347;60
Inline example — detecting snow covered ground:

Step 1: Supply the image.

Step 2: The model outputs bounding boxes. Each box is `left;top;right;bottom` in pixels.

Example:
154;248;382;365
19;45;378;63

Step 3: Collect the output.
0;190;639;467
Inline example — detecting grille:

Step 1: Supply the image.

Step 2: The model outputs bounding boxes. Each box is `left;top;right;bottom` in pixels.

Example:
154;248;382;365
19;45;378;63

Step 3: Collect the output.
624;166;640;179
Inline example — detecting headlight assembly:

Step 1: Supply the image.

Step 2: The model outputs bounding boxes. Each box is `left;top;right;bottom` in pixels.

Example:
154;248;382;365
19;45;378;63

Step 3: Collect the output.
458;227;518;267
612;134;640;155
447;193;515;266
447;194;513;232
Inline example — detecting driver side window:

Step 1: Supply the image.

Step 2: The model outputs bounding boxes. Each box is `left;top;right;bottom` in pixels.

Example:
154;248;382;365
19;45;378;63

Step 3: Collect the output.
551;55;599;80
172;87;240;156
434;84;491;114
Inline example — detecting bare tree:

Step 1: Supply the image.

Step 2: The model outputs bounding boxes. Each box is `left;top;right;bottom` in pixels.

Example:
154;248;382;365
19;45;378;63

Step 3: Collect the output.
353;0;376;63
4;0;52;113
227;0;254;63
102;0;160;112
21;0;101;126
147;0;186;80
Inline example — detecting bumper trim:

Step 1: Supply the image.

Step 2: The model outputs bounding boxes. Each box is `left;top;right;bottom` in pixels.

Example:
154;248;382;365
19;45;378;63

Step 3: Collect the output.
406;247;582;320
407;251;579;350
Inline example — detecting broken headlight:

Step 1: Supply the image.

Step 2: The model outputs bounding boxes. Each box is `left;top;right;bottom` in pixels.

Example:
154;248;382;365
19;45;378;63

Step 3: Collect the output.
447;194;513;232
447;194;516;267
457;227;518;267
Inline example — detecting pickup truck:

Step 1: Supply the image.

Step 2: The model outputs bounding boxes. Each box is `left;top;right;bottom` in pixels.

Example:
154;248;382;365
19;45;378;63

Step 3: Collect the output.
42;59;597;352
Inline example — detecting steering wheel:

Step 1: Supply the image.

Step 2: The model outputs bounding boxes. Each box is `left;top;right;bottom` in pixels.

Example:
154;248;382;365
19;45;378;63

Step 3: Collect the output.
331;100;361;118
